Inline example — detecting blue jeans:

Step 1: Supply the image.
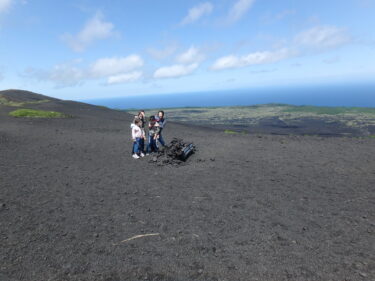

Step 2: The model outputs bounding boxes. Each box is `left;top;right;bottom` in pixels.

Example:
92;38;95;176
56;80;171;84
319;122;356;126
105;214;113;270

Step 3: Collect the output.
156;131;165;148
139;138;145;153
132;138;145;154
133;137;142;154
146;135;158;153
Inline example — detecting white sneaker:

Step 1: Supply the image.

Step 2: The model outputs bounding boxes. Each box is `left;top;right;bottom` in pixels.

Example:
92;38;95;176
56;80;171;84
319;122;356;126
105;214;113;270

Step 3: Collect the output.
140;152;145;157
132;154;139;159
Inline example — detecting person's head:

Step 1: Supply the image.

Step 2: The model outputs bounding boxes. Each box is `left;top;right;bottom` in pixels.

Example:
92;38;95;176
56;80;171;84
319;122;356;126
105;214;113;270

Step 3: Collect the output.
134;119;141;126
149;115;156;122
158;110;164;119
138;110;145;118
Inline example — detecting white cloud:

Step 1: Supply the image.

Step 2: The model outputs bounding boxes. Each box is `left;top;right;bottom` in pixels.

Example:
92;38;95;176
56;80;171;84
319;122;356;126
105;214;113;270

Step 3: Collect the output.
24;55;144;87
0;0;12;14
61;12;116;52
150;47;204;78
154;63;199;79
295;26;350;49
175;46;205;64
181;2;213;25
211;55;240;70
209;25;349;72
107;71;143;84
211;48;294;71
90;55;143;78
227;0;256;24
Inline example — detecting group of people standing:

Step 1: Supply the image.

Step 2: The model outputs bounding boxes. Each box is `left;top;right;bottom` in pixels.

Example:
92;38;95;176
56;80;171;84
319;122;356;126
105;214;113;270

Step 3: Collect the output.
130;110;166;159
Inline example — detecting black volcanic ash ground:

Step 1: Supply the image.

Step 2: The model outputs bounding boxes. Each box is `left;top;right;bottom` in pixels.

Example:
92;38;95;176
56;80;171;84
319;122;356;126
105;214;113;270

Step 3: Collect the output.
0;90;374;281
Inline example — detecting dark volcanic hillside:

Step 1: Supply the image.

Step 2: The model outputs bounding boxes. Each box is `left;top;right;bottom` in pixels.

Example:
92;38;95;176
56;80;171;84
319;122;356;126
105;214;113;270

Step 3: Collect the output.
0;89;60;102
1;91;374;281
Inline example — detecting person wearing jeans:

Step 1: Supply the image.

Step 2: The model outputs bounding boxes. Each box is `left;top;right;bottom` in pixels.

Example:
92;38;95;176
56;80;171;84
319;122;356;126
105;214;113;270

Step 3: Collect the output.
146;115;160;154
131;119;144;159
155;110;166;148
131;111;146;155
146;133;157;154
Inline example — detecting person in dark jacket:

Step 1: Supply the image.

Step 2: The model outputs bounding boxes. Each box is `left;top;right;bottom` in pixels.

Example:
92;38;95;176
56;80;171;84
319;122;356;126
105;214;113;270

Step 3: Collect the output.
155;110;166;148
137;110;146;153
146;116;160;154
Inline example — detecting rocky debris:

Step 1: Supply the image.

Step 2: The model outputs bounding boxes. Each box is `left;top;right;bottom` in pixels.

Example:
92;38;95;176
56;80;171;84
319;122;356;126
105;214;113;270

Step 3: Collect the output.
150;138;195;166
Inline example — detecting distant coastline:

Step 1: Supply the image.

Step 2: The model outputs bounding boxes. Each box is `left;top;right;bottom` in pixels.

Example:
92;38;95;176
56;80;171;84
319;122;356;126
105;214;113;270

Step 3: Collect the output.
84;82;375;109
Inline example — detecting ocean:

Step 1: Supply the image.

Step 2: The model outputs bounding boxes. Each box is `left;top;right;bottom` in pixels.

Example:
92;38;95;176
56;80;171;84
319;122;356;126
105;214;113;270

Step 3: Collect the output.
83;82;375;109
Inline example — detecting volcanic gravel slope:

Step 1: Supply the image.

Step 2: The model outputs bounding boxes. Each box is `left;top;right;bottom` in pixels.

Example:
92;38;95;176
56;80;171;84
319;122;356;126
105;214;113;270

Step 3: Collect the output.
1;90;375;281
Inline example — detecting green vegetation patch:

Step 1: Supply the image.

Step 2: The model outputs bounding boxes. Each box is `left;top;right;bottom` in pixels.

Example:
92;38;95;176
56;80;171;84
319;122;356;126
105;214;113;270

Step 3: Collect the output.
283;105;375;115
224;129;239;134
9;109;70;118
0;94;50;107
224;129;247;135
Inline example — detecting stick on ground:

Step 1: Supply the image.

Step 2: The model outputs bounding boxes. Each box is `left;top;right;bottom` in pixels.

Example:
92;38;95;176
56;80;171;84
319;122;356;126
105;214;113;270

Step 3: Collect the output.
114;233;160;245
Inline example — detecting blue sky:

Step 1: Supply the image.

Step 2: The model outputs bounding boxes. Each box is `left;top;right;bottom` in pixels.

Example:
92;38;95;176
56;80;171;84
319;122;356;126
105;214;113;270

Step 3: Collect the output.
0;0;375;100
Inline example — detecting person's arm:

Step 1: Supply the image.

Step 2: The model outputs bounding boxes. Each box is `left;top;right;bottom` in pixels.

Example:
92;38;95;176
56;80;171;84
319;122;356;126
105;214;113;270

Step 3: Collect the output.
131;127;137;140
154;127;161;139
161;119;166;128
151;122;159;138
142;128;146;139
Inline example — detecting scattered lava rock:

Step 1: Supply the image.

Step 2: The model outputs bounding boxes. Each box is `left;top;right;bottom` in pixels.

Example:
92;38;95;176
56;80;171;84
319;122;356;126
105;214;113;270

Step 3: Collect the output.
150;138;196;166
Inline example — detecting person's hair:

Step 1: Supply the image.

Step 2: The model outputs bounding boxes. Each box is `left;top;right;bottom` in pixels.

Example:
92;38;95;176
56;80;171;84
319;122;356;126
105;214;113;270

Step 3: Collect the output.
134;119;141;125
149;115;156;121
158;110;164;118
138;110;144;116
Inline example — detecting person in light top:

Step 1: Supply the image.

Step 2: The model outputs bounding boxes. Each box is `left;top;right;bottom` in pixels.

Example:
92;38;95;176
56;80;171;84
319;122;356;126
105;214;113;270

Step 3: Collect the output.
131;111;146;155
131;119;145;159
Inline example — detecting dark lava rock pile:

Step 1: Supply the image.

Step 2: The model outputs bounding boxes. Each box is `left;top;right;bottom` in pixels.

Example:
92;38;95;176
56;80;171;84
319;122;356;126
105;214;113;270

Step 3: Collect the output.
150;138;196;166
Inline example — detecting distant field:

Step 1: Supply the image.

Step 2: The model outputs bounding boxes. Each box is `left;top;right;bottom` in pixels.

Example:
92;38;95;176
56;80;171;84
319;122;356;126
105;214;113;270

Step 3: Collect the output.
126;104;375;137
282;105;375;115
